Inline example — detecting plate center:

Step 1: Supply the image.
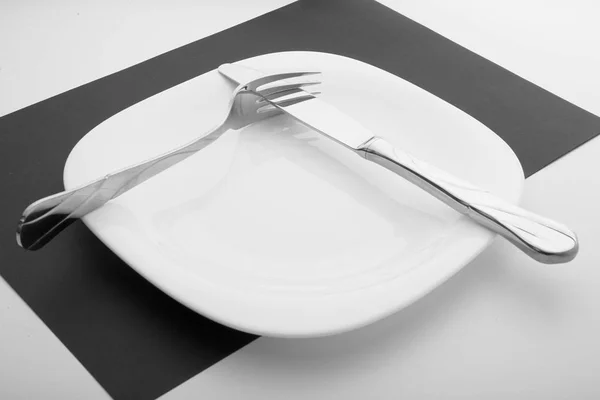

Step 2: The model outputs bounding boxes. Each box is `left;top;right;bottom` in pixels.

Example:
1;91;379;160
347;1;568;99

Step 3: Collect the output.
147;117;457;294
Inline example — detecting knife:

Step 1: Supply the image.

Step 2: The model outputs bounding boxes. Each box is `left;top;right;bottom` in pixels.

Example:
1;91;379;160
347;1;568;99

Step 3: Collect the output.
218;63;578;264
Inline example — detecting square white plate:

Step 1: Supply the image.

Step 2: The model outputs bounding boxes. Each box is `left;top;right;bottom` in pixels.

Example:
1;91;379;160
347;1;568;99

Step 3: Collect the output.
64;51;523;337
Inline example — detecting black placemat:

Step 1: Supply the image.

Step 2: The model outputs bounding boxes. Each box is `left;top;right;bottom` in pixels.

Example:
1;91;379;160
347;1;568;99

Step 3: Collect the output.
1;0;599;399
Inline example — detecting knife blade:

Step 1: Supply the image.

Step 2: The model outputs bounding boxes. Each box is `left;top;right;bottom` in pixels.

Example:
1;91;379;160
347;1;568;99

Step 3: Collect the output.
218;62;579;264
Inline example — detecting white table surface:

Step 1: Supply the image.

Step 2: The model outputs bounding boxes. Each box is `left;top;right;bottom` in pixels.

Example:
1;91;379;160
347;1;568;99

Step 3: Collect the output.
1;1;599;399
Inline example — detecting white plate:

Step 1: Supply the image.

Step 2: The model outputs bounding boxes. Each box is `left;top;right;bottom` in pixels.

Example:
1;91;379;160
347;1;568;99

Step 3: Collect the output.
64;51;524;337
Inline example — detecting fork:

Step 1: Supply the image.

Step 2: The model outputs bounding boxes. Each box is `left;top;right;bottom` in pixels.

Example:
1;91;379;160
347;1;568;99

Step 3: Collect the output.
17;70;321;251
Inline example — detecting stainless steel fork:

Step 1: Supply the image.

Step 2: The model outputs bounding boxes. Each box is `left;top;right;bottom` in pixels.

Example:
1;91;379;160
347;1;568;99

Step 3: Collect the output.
17;70;320;250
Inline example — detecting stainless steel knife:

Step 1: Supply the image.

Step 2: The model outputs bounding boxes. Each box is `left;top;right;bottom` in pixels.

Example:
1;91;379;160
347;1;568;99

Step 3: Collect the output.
218;62;578;264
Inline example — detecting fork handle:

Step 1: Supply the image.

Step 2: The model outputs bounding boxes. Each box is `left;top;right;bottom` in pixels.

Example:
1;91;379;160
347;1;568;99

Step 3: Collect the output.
17;124;229;251
359;138;578;264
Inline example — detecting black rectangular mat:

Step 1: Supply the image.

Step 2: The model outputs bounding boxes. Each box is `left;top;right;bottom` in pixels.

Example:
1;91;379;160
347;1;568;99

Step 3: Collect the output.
1;0;599;399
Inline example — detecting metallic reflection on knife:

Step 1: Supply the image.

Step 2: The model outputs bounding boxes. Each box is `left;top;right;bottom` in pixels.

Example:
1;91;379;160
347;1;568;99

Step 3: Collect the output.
218;62;578;264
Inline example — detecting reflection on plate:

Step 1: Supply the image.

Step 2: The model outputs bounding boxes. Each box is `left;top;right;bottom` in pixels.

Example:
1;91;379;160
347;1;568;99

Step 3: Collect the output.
64;51;523;337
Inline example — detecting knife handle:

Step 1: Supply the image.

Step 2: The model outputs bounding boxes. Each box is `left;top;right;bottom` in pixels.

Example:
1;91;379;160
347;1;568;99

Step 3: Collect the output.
359;137;578;264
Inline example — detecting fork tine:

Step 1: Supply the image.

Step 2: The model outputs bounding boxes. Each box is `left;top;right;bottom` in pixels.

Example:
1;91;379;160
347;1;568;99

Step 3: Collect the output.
256;85;321;105
269;90;320;105
246;71;321;91
256;81;320;101
256;91;319;114
275;91;320;107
